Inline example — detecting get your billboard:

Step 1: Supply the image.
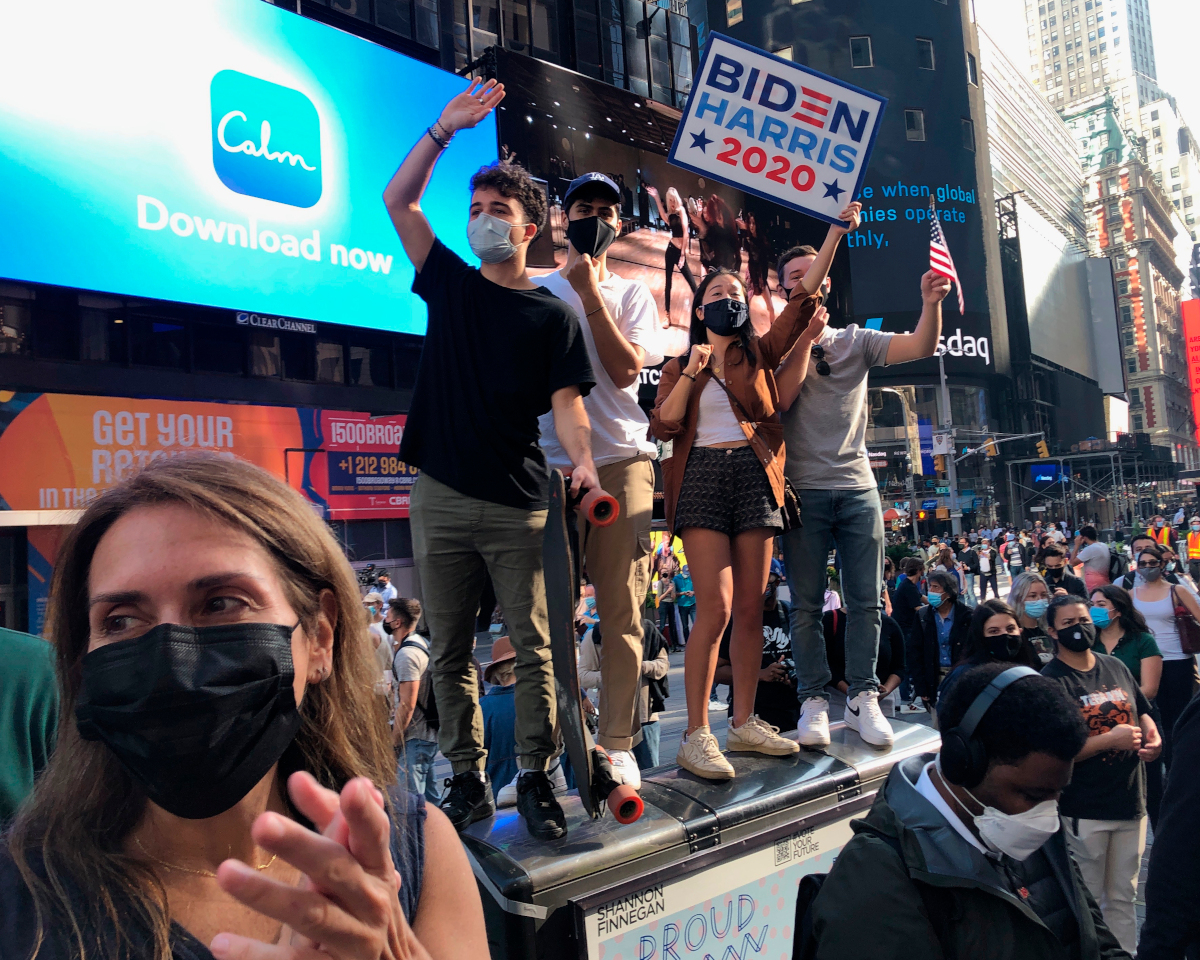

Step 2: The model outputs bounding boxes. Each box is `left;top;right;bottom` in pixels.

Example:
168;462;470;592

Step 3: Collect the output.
0;0;496;335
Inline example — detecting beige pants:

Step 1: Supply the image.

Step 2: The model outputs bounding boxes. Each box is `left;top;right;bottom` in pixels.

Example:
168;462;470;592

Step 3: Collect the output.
583;456;655;752
1063;815;1147;954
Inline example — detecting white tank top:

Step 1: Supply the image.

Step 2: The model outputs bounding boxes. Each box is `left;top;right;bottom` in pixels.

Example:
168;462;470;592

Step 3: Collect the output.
1132;587;1185;660
694;377;746;446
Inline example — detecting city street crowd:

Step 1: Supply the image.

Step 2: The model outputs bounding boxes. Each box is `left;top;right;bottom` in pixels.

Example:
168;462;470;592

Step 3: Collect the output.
3;79;1200;960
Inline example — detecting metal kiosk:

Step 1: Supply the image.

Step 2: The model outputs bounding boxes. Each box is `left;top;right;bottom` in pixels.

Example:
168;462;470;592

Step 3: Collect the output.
463;718;941;960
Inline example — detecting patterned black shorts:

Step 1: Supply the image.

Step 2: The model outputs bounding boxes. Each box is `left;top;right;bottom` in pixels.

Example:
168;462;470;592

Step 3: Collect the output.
674;445;782;536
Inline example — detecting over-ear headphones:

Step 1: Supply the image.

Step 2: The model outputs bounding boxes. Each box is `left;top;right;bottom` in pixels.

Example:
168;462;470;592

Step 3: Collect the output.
939;666;1040;788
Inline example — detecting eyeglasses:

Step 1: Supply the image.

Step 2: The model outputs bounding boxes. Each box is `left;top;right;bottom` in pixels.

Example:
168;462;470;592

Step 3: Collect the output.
811;344;831;376
1137;560;1161;568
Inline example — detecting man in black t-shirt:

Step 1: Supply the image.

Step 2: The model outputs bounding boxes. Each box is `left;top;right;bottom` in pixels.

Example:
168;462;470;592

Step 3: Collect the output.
384;79;598;842
1041;595;1161;954
714;567;799;733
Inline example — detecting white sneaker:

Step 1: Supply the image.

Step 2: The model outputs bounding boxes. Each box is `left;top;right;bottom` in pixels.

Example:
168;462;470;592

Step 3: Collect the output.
675;726;735;780
708;698;729;712
797;697;831;748
727;715;800;756
607;748;642;790
899;699;927;715
496;759;568;807
845;690;895;748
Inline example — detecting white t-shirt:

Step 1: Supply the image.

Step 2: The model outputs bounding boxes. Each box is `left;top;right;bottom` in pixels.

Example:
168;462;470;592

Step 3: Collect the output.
1077;540;1112;575
694;377;746;446
534;269;663;468
979;551;991;573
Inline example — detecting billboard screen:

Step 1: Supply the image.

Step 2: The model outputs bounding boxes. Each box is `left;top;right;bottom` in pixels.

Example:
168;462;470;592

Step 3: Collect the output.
0;0;495;335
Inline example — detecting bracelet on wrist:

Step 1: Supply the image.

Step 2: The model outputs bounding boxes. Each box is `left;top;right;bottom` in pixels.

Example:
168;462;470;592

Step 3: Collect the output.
681;371;696;381
426;125;451;150
434;118;454;140
586;305;605;318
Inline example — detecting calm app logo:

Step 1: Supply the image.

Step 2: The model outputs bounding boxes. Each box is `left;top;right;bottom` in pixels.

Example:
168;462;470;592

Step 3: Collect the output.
211;70;321;208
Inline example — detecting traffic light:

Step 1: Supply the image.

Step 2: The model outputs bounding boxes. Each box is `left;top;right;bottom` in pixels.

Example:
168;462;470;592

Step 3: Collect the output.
983;437;998;457
934;454;947;473
918;510;927;520
1036;439;1050;458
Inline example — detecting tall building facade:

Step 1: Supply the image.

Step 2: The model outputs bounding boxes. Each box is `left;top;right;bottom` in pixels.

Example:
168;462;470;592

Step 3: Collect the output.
1064;96;1198;466
1025;0;1163;119
1138;97;1200;245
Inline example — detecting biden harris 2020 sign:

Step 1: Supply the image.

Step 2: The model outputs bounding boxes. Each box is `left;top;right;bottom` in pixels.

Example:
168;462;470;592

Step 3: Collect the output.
0;0;496;335
669;35;886;226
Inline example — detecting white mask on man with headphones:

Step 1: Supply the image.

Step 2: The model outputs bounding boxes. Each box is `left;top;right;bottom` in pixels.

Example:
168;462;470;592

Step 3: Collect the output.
937;757;1060;861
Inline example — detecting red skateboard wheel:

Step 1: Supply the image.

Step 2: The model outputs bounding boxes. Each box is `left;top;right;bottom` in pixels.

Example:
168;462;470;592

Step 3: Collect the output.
579;487;619;526
607;784;643;824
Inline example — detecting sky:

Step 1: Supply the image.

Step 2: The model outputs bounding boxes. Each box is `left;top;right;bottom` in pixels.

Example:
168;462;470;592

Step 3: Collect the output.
978;0;1200;132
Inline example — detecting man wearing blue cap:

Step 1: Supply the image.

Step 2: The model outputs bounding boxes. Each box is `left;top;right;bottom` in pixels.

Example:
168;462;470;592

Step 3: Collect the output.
535;172;663;791
712;559;799;733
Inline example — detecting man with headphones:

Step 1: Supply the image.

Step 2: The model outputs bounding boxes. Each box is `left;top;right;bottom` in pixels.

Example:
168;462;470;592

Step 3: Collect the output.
807;661;1130;959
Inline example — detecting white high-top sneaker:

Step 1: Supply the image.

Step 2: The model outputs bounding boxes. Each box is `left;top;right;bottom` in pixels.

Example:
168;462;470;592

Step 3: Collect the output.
845;689;895;748
796;697;831;748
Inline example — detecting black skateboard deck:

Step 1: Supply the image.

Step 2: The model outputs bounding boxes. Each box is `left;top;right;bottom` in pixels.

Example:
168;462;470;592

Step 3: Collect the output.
543;469;641;823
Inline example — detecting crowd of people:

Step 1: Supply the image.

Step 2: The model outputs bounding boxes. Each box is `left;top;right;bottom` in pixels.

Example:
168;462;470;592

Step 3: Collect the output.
4;78;1200;959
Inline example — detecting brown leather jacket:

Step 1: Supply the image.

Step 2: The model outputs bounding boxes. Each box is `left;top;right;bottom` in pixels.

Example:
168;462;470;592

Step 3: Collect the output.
650;293;817;533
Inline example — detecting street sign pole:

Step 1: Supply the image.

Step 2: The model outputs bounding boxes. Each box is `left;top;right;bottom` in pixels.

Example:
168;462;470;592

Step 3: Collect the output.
938;353;962;535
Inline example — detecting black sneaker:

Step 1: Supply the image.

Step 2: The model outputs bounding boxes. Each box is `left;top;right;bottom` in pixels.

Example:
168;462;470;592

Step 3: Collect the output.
440;772;495;831
516;771;567;841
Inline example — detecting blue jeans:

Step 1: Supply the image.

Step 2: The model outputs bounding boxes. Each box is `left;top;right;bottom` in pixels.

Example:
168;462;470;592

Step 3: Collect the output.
963;573;977;608
632;720;661;769
783;488;884;701
402;738;441;804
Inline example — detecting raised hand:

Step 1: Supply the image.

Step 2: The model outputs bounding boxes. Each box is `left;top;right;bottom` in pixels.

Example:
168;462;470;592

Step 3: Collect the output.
685;343;713;375
803;304;828;341
438;77;506;135
921;270;952;304
831;201;862;236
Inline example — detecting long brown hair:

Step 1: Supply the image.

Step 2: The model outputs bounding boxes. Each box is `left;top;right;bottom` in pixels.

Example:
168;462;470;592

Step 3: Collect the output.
7;454;395;960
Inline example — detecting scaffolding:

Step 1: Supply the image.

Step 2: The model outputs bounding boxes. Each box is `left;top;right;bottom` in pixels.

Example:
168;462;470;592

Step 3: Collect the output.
1005;448;1182;529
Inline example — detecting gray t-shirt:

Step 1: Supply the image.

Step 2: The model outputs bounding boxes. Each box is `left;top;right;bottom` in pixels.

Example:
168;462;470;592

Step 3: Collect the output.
1077;540;1111;574
782;324;893;490
393;640;436;744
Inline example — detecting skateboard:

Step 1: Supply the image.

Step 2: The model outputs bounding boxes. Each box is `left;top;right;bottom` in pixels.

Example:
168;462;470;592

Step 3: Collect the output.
543;469;643;824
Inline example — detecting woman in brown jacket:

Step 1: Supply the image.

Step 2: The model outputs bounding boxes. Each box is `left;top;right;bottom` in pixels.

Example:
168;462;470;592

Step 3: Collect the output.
651;268;824;779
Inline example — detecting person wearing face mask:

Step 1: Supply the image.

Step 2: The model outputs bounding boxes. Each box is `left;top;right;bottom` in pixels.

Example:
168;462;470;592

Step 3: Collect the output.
532;172;664;792
1041;595;1161;954
1008;571;1055;664
384;80;600;840
1184;515;1200;586
911;571;973;721
937;600;1045;709
1002;532;1030;580
806;662;1129;960
387;598;442;805
0;455;486;960
1127;543;1200;819
651;269;821;779
774;236;953;751
1146;514;1175;550
362;591;392;681
977;538;1001;601
1040;544;1087;599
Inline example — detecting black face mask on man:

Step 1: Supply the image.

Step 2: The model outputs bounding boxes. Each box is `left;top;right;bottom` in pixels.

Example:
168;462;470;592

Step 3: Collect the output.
566;216;617;259
701;298;749;337
1055;619;1096;653
75;621;304;819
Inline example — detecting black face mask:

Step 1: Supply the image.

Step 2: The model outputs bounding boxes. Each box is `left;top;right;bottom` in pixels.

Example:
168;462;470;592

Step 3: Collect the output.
566;216;617;259
382;619;394;636
1044;567;1064;581
76;621;303;819
987;632;1023;661
701;297;749;337
1056;620;1096;653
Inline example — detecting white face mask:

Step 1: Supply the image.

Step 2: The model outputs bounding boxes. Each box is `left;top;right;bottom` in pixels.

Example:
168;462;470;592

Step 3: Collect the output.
941;763;1059;861
468;212;527;264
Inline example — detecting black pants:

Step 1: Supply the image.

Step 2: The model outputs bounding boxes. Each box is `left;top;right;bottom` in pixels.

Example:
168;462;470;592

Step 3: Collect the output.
664;242;697;314
1159;656;1200;778
1190;559;1200;585
978;572;999;600
1147;699;1165;828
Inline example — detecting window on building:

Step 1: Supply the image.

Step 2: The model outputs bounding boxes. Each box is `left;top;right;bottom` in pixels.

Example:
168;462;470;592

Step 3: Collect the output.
349;340;393;387
193;324;245;375
1106;176;1118;193
1185;196;1194;208
1097;25;1104;35
129;317;186;369
1174;183;1182;192
1092;61;1100;71
1117;278;1129;293
1156;144;1163;154
850;36;873;67
1053;45;1060;54
1171;166;1180;178
1089;30;1095;40
1127;356;1137;374
1124;329;1135;346
1150;109;1159;120
774;45;793;60
1120;304;1133;323
1174;200;1181;209
1055;62;1062;71
316;340;345;383
905;109;926;141
1090;45;1097;55
280;333;315;381
725;0;743;26
250;331;281;377
1132;413;1143;430
916;38;935;69
961;118;975;151
966;51;978;85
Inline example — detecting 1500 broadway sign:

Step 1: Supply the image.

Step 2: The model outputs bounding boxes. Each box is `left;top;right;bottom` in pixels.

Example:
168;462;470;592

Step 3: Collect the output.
0;0;496;336
669;34;887;226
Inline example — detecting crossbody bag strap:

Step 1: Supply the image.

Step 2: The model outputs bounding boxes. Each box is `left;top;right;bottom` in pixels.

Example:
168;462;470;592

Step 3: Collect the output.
711;374;774;457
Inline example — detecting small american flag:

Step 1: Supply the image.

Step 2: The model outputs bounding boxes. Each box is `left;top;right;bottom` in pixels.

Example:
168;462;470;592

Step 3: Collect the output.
929;197;964;314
